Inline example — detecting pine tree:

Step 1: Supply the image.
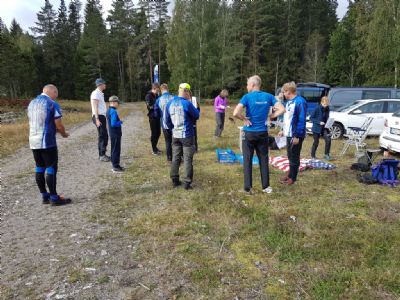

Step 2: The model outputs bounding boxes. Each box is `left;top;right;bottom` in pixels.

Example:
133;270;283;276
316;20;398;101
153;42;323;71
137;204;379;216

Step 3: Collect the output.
107;0;135;101
326;5;359;86
75;0;108;99
53;0;76;98
31;0;58;87
68;0;82;50
126;7;149;100
0;19;37;98
364;0;400;87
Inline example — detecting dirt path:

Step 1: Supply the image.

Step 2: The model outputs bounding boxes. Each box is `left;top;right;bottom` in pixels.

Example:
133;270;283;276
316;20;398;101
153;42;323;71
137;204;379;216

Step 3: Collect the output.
1;104;152;299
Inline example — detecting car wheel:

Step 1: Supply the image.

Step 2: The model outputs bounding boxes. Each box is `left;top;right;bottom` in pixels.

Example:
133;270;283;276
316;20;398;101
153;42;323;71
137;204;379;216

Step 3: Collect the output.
331;123;343;140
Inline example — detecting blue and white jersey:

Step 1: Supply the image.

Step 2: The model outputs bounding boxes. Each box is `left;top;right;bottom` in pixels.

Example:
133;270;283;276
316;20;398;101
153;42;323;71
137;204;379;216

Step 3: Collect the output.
155;92;174;129
28;94;62;149
165;96;200;138
283;95;307;138
239;91;277;132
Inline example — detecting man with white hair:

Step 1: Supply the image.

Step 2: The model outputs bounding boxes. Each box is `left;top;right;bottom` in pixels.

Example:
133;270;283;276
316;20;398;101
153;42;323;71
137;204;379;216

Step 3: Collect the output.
27;84;71;205
233;75;284;194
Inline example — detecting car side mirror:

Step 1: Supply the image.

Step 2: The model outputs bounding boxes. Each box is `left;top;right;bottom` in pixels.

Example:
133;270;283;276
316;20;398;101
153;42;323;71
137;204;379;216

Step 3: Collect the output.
352;109;362;114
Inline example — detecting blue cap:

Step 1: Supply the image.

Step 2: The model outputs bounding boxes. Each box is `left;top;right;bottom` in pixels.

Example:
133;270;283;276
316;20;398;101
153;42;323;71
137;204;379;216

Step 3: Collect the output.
95;78;106;86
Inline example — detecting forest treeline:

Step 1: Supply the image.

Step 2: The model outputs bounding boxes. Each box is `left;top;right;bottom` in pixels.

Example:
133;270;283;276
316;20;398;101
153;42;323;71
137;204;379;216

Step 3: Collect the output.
0;0;399;101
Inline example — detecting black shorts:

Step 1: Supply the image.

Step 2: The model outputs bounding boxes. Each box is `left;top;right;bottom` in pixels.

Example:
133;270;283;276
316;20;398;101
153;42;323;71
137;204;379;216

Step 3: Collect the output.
32;147;58;173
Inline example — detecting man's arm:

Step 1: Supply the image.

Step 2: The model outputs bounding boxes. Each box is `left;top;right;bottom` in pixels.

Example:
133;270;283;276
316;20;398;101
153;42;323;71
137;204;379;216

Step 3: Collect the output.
292;101;307;144
91;98;101;127
55;118;69;138
270;102;285;119
233;103;252;126
145;94;153;111
164;103;173;129
187;101;200;121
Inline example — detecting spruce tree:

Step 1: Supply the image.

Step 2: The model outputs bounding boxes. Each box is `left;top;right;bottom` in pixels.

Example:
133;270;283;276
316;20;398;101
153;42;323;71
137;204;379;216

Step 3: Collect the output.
31;0;57;87
75;0;108;99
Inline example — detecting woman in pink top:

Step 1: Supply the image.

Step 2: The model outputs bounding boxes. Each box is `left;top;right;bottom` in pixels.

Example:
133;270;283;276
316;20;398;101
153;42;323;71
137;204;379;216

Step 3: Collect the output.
214;89;229;137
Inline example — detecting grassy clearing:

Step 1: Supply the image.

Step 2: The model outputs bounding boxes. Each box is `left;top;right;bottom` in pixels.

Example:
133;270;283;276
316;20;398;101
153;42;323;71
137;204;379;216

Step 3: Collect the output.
91;103;398;298
0;100;131;158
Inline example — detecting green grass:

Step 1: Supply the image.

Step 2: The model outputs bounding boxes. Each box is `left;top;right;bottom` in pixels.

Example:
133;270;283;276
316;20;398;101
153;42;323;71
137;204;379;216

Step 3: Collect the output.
89;103;400;299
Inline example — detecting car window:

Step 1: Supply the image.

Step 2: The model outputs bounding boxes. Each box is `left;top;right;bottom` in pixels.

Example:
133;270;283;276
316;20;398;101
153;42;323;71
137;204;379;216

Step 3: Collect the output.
330;90;362;107
362;90;391;99
299;88;324;103
396;90;400;98
337;100;362;112
355;102;384;114
386;101;400;113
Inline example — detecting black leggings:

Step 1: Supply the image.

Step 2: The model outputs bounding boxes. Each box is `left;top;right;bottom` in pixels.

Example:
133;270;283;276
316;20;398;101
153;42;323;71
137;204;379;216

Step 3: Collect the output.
311;129;331;157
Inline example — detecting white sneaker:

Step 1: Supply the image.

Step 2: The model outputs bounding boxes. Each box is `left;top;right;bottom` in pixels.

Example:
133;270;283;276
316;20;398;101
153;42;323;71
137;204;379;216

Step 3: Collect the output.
262;186;273;194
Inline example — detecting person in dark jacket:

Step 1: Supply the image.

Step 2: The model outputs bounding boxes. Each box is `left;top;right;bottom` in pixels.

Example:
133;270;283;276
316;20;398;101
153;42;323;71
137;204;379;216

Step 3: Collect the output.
145;83;161;155
310;96;331;160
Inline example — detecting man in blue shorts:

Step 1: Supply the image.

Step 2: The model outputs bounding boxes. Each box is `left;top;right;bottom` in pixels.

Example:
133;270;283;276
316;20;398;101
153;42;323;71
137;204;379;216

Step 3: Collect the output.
28;84;71;205
233;75;284;194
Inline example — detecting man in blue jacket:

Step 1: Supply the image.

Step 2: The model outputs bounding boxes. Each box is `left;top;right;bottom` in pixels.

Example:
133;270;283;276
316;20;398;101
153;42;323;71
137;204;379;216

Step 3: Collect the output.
165;83;200;190
233;75;284;194
154;84;175;161
279;81;308;185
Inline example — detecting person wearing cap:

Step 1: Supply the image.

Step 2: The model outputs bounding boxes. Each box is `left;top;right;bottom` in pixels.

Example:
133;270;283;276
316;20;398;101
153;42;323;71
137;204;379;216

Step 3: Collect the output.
145;83;161;155
154;83;175;161
91;78;110;162
165;83;200;190
233;75;285;194
106;96;124;173
27;84;72;206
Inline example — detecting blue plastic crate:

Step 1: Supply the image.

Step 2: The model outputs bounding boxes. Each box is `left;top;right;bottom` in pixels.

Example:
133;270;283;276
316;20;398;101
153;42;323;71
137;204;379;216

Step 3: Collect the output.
235;154;259;165
216;149;237;164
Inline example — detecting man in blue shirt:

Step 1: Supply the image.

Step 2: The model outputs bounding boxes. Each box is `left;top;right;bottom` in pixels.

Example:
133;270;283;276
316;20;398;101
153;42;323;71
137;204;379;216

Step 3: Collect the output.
165;83;200;190
28;84;71;206
233;75;284;194
154;84;175;161
278;81;308;185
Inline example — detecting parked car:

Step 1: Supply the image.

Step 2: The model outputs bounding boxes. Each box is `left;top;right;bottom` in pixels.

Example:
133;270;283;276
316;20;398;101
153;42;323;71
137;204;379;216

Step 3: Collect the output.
276;82;330;114
379;110;400;153
328;87;400;111
306;99;400;139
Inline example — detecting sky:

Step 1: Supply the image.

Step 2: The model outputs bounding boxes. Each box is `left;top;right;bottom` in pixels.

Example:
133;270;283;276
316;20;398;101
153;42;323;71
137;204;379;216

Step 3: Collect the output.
0;0;350;33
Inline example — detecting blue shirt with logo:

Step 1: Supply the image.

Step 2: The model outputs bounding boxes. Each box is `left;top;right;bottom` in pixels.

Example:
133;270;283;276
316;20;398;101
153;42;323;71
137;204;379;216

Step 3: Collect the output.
28;94;62;149
165;96;200;138
239;91;277;132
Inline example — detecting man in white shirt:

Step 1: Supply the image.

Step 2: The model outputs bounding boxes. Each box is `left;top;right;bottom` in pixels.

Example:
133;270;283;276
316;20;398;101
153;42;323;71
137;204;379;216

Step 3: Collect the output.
91;78;110;161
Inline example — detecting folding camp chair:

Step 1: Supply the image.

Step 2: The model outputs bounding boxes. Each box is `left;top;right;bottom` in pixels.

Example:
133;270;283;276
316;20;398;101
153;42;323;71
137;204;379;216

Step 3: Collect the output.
339;116;374;157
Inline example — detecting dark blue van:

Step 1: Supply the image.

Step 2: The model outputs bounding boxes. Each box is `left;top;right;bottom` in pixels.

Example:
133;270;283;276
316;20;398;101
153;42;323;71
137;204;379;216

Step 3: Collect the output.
276;82;331;114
